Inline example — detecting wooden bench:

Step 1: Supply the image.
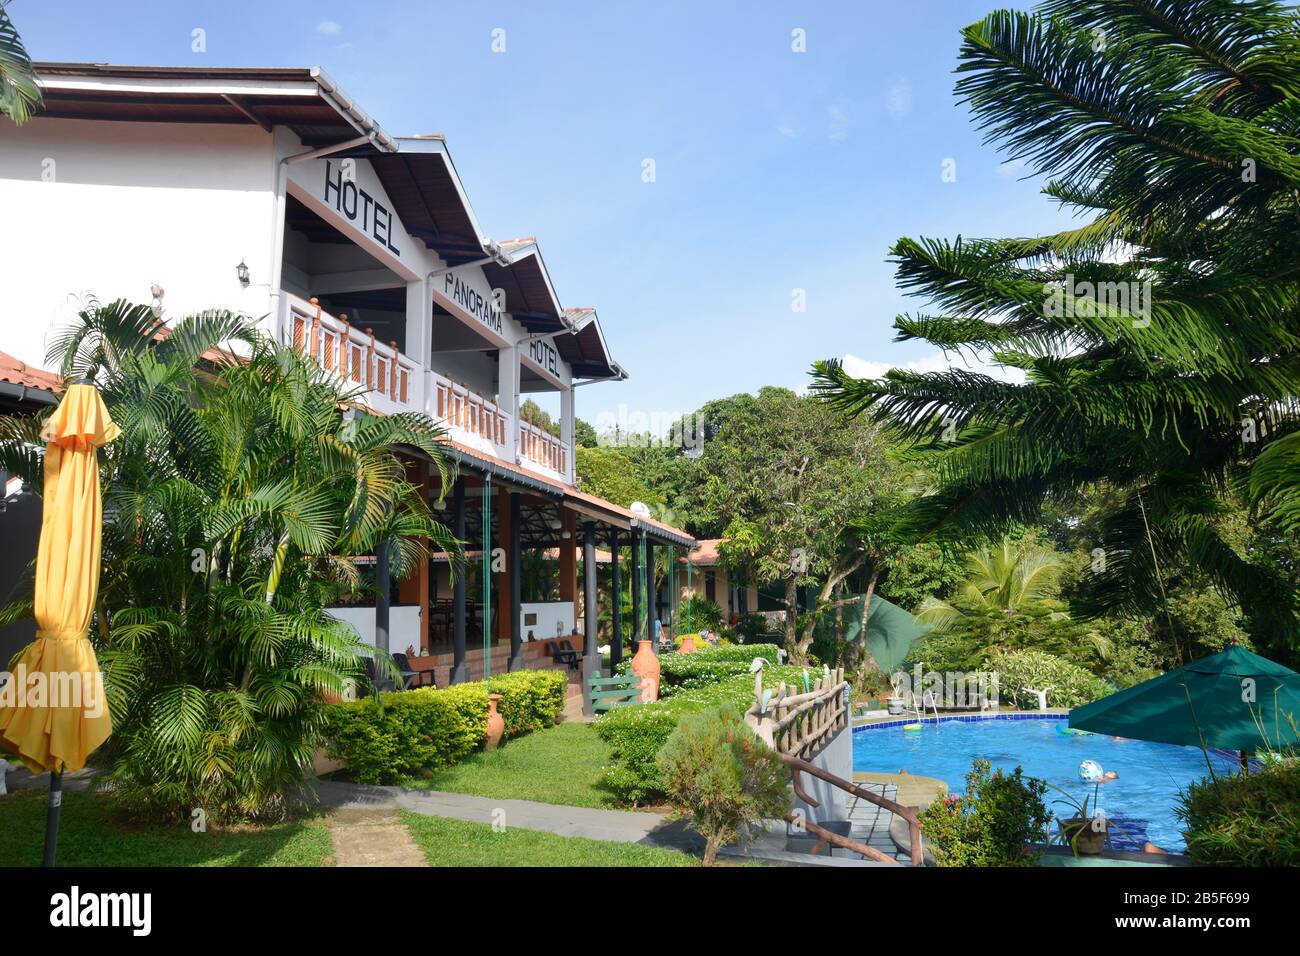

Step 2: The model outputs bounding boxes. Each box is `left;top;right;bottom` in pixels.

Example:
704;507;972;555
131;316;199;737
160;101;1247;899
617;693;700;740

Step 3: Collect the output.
588;673;645;713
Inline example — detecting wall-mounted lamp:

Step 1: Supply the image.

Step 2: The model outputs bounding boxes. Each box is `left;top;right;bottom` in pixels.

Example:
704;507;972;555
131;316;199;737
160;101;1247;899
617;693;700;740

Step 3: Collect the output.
235;260;250;287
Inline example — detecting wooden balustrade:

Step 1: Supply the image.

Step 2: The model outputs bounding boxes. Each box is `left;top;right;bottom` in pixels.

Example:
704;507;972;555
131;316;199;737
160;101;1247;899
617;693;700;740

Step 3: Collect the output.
283;292;570;472
287;295;414;407
745;663;925;866
519;420;568;475
746;666;848;759
433;374;508;449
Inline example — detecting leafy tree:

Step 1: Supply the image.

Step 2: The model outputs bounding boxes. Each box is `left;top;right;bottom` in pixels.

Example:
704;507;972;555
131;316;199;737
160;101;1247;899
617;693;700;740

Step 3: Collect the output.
688;388;890;662
1;301;460;821
815;0;1300;662
518;397;558;436
574;444;663;510
0;1;40;125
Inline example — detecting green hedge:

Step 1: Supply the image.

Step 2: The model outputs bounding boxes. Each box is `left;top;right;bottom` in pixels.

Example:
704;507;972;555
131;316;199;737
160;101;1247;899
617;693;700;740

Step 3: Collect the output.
615;643;783;698
595;662;807;804
1179;760;1300;866
322;669;568;785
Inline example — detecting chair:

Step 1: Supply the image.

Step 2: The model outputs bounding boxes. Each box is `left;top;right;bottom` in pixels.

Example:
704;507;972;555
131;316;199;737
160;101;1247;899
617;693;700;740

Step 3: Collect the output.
362;656;396;696
546;641;580;672
392;652;436;689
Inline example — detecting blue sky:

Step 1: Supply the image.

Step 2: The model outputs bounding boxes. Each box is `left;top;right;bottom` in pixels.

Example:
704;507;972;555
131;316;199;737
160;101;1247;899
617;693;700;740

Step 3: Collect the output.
12;0;1073;428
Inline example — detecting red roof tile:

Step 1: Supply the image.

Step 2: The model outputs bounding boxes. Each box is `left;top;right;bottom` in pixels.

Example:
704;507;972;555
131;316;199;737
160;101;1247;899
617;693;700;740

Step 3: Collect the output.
0;352;60;392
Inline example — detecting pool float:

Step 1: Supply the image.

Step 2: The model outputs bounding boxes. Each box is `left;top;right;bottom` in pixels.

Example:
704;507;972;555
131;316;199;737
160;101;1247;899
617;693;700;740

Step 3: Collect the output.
903;723;923;732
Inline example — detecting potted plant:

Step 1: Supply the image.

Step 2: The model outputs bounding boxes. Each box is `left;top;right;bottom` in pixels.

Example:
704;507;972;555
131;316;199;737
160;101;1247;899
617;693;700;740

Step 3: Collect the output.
1048;781;1110;855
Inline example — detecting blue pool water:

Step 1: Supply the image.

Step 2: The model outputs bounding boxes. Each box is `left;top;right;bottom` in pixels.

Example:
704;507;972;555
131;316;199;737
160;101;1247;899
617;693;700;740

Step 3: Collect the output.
852;715;1238;852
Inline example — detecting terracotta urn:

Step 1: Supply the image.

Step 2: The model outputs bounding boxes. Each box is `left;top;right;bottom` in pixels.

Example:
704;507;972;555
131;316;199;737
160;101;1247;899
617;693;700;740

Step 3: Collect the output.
485;693;505;749
678;634;698;654
630;640;661;702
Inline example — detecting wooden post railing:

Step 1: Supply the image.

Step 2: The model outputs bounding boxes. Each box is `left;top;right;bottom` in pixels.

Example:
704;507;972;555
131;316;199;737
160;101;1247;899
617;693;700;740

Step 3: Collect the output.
745;661;925;866
285;294;414;408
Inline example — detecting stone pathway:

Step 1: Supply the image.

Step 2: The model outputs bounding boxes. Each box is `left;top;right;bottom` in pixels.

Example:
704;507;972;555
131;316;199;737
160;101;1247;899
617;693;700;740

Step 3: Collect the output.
326;807;428;867
314;779;667;845
847;783;913;862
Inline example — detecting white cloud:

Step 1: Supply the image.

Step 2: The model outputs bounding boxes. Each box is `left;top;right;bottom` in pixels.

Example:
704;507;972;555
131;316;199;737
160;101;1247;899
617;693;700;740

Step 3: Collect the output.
841;350;1025;384
316;20;343;35
777;123;797;138
828;103;849;143
886;76;912;117
997;158;1027;178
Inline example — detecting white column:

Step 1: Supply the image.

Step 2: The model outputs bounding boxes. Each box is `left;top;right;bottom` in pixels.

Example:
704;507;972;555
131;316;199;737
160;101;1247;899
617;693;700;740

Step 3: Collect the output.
560;385;575;484
405;277;430;412
499;342;520;461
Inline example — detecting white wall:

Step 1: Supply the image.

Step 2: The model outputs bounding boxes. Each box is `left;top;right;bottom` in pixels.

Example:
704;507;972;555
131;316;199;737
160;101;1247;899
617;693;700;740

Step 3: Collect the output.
521;601;574;642
325;605;422;655
0;118;278;369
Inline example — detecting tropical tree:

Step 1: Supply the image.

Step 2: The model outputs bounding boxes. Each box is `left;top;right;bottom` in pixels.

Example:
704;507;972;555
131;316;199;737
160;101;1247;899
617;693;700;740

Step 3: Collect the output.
0;1;40;124
916;536;1069;653
685;388;890;662
0;300;460;821
814;0;1300;662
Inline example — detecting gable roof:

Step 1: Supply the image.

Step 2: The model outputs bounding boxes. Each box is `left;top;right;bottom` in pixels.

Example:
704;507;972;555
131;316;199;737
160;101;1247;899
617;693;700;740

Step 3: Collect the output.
31;62;625;376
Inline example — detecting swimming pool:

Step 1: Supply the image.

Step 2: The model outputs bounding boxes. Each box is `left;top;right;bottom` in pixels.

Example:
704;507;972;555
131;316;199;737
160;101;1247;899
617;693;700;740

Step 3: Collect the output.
852;715;1238;853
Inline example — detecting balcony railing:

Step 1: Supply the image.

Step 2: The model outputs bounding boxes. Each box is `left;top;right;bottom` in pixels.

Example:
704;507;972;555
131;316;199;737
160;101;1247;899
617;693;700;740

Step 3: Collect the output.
287;294;416;411
433;373;508;451
281;291;572;482
520;420;567;476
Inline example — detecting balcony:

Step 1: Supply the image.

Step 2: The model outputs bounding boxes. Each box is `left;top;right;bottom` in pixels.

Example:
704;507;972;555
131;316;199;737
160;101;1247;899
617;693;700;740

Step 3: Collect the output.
286;293;418;416
282;292;572;484
520;419;567;477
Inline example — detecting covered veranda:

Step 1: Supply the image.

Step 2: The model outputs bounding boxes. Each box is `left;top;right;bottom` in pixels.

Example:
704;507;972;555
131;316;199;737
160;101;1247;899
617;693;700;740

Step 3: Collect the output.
347;440;695;708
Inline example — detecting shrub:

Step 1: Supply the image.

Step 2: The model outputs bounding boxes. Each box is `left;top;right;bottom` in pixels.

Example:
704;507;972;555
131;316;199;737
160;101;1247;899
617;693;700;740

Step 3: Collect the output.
488;670;569;737
1179;761;1300;866
918;758;1050;866
680;595;724;633
987;649;1111;708
616;643;782;698
657;704;789;864
595;662;804;804
735;612;773;645
321;669;567;784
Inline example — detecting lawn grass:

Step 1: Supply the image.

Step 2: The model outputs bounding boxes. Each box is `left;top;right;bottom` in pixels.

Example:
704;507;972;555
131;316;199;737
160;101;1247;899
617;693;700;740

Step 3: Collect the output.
400;811;693;866
400;722;613;808
0;789;334;867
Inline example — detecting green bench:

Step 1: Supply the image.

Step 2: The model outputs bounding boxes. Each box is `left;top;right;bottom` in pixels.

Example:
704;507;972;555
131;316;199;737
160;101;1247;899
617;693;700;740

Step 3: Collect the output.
587;673;645;713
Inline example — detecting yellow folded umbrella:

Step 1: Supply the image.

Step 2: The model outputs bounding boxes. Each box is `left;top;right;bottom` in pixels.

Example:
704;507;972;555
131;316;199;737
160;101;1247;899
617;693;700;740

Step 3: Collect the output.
0;382;119;775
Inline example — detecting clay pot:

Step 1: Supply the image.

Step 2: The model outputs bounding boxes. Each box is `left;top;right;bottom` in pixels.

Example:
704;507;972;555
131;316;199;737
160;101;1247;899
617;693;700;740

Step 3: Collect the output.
630;640;661;702
485;693;505;750
679;634;698;654
1059;817;1107;855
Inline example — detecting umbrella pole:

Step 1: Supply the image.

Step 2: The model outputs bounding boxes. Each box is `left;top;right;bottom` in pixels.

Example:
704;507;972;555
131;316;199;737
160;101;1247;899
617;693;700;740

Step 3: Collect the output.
42;769;63;867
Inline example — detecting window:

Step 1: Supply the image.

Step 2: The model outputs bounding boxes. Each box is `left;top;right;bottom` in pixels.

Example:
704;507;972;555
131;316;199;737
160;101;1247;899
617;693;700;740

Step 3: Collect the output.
704;571;716;603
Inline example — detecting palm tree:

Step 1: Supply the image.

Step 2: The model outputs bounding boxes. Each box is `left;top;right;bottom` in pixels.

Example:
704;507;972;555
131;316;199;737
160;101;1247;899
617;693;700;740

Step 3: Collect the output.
814;0;1300;659
916;537;1067;654
2;302;461;821
0;2;41;124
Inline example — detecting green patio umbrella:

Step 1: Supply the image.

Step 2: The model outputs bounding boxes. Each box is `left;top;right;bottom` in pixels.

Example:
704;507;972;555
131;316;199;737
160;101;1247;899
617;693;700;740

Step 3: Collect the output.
1069;645;1300;755
814;594;928;673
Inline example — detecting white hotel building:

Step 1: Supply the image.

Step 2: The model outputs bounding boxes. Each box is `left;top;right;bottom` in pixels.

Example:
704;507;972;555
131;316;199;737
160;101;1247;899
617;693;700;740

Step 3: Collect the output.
0;62;693;693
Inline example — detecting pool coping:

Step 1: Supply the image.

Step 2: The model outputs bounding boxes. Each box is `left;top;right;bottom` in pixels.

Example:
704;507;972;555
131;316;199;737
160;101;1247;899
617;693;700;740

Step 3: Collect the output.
853;710;1070;732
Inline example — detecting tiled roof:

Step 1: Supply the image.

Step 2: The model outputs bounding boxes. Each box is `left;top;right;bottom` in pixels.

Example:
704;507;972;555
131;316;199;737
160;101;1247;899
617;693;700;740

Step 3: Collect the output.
435;436;695;548
0;352;60;392
685;538;722;565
